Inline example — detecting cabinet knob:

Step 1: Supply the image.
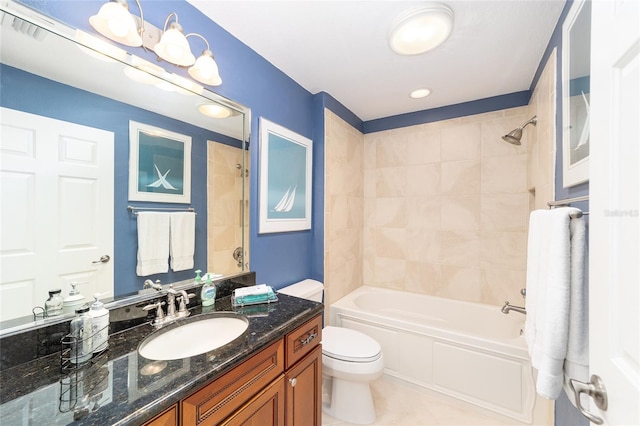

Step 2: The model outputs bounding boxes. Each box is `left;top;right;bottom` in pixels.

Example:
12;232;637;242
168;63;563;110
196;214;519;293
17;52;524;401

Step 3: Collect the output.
289;377;297;387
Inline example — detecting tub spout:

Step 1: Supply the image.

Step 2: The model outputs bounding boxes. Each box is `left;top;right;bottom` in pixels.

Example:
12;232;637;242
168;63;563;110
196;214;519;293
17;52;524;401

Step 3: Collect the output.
501;301;526;315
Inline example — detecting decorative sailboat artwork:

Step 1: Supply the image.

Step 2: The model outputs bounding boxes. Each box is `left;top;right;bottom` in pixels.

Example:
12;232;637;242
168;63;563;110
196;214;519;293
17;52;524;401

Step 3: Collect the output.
272;185;296;212
259;117;312;233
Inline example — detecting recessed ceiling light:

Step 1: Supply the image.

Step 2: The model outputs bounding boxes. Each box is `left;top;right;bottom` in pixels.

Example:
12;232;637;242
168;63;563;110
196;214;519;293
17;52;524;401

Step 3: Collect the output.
198;103;233;118
410;88;432;99
389;3;454;55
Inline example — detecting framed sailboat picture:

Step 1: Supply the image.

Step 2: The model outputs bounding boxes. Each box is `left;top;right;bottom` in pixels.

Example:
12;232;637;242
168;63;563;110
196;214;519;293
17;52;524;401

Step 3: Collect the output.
259;117;312;233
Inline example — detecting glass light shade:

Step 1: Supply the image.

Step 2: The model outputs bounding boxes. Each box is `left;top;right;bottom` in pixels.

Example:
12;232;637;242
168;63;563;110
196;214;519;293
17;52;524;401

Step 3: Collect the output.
75;30;128;63
123;57;165;85
89;1;142;47
188;51;222;86
198;103;233;119
389;4;453;55
154;27;195;66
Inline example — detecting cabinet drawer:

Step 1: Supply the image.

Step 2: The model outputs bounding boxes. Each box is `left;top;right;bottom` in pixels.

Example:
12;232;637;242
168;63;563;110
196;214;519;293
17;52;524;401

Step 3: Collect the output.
182;339;284;425
285;315;322;369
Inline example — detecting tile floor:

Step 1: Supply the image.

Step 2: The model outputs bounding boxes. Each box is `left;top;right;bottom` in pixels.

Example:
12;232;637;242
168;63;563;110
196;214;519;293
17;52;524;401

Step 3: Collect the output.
322;376;524;426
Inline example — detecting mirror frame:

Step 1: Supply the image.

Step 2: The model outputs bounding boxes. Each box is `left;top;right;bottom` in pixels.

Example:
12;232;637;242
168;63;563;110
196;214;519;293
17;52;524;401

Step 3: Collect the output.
0;0;251;332
561;0;591;188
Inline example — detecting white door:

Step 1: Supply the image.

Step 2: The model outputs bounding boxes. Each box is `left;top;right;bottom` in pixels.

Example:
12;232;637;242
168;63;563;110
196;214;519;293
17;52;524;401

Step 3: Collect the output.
0;108;114;322
588;0;640;424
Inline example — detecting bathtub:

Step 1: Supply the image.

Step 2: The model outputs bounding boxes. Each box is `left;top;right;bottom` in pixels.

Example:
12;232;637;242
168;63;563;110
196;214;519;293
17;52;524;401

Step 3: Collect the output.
330;286;548;424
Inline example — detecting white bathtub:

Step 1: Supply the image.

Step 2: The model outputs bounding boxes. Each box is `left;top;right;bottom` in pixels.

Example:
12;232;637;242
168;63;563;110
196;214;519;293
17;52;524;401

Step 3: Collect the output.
330;286;548;424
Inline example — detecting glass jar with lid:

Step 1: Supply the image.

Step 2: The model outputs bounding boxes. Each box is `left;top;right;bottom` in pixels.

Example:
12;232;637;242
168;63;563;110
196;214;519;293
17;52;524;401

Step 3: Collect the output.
45;289;64;317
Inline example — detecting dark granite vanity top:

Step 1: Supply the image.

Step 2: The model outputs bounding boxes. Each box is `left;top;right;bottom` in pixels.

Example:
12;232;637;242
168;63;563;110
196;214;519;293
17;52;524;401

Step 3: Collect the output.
0;289;323;425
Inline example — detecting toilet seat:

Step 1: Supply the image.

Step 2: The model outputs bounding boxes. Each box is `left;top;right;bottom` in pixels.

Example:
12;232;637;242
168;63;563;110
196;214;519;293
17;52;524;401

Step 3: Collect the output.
322;326;382;363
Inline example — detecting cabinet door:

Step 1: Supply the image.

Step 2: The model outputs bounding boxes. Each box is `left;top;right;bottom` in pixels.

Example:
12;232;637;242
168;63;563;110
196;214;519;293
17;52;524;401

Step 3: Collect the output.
220;376;285;426
182;340;284;425
285;345;322;426
142;404;178;426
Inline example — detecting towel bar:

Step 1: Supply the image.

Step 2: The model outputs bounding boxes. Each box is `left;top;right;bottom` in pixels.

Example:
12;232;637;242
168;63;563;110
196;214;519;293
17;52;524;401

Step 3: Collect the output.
127;205;196;215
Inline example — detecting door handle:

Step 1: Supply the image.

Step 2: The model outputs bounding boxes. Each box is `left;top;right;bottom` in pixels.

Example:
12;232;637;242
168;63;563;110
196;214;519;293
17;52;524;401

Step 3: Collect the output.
570;375;608;425
92;255;111;264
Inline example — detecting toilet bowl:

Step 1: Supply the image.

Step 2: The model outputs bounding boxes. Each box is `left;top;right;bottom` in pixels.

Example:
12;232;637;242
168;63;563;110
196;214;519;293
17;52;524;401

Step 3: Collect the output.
278;280;384;425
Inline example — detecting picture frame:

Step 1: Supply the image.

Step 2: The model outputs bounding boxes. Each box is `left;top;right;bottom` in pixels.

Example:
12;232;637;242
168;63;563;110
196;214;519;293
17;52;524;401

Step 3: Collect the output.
259;117;312;233
128;121;191;203
562;0;591;187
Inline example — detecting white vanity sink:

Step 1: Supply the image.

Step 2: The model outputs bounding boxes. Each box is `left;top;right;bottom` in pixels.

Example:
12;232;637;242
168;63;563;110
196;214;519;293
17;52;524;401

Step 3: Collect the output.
138;313;249;361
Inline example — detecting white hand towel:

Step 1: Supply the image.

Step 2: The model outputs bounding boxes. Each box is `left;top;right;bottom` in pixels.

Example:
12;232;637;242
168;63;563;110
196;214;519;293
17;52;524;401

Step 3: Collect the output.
563;215;589;404
169;212;196;271
136;212;170;276
524;207;588;400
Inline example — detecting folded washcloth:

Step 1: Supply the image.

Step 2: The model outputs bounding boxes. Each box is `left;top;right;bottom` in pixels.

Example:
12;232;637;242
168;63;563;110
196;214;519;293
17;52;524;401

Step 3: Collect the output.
136;212;170;276
233;285;277;305
169;212;195;272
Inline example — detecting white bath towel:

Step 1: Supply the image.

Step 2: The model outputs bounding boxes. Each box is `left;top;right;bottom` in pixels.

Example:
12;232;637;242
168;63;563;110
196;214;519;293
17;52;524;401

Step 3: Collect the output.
136;212;170;276
169;212;196;271
524;207;588;400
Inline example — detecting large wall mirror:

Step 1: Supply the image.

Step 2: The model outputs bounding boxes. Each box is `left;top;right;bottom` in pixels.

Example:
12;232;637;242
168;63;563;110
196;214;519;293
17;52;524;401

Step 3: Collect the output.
0;0;250;329
562;0;591;187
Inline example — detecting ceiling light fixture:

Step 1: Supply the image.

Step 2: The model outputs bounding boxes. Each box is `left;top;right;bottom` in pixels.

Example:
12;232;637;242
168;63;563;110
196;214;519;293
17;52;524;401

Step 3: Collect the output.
389;3;454;55
198;103;233;119
410;88;431;99
89;1;222;86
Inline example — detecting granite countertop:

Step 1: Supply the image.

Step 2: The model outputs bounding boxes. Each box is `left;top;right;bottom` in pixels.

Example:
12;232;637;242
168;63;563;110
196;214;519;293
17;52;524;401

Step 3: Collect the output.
0;293;323;425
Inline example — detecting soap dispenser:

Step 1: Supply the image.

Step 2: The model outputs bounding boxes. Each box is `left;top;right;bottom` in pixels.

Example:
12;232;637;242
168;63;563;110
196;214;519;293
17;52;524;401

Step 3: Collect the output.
200;275;216;307
89;294;109;353
63;282;87;314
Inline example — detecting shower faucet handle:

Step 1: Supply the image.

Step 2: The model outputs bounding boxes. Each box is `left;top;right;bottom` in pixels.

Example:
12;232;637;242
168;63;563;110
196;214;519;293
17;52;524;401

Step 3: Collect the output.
520;288;526;298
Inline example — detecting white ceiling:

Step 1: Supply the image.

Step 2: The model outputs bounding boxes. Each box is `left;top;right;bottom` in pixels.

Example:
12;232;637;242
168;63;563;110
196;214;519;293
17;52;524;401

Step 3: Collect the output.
187;1;565;122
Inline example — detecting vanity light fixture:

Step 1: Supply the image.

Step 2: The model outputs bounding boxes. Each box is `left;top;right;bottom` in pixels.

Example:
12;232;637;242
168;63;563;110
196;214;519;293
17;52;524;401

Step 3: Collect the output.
89;0;143;47
389;3;454;55
410;88;431;99
188;36;223;87
90;1;223;86
154;13;195;66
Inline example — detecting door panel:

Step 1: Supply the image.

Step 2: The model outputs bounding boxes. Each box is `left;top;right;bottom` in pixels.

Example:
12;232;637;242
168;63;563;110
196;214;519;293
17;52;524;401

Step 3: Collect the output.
0;107;114;321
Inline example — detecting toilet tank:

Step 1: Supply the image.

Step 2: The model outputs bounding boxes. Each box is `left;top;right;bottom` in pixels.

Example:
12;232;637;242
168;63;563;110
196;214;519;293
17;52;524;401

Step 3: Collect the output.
277;279;323;302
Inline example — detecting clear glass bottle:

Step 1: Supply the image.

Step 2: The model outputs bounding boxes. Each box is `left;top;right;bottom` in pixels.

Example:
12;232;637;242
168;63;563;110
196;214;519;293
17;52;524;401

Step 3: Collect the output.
70;305;93;364
45;289;64;317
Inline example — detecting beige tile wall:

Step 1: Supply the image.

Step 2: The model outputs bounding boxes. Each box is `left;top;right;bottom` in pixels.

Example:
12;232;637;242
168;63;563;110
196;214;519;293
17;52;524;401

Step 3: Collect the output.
362;108;532;305
324;110;365;311
207;142;248;275
528;49;557;210
323;50;556;307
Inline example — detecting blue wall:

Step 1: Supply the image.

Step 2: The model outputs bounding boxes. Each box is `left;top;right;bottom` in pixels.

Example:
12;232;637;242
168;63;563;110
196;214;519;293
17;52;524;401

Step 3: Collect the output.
17;0;318;289
0;64;241;297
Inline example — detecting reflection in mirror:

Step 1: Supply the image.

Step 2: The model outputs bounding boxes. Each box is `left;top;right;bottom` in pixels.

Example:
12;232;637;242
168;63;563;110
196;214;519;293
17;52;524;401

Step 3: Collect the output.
562;0;591;187
0;0;250;330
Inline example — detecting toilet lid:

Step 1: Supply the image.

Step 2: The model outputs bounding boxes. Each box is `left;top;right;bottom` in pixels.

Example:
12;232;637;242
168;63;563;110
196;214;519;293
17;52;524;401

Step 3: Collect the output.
322;326;382;363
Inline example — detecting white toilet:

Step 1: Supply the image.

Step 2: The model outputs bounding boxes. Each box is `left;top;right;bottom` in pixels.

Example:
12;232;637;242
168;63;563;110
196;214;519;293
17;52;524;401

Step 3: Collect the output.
278;280;384;425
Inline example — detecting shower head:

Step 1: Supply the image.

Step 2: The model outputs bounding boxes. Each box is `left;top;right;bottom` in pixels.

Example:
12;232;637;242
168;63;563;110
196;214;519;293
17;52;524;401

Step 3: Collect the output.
502;116;537;145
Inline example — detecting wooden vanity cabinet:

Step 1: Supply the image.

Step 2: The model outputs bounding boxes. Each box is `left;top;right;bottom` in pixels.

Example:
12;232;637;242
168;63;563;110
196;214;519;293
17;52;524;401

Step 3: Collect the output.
285;345;322;426
143;404;178;426
181;339;284;425
178;314;322;426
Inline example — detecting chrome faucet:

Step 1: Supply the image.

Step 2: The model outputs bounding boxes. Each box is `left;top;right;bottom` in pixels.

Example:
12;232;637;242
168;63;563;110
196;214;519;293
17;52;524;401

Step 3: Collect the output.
143;285;193;327
501;288;527;315
143;279;163;291
501;301;527;315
